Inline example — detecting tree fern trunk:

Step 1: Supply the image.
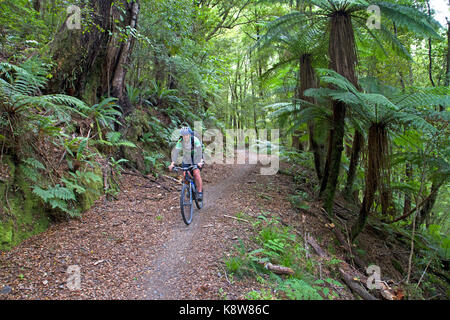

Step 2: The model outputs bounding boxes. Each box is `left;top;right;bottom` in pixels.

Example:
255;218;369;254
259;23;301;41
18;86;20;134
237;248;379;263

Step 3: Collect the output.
320;132;332;196
351;189;373;241
344;129;363;200
322;12;358;215
351;124;387;241
308;122;323;181
322;100;346;214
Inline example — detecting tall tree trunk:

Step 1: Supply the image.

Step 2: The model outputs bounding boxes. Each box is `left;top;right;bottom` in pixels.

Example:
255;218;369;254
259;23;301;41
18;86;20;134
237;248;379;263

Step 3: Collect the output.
443;19;450;115
32;0;41;12
153;49;167;89
292;57;303;151
47;0;139;117
446;19;450;90
291;131;303;150
344;129;363;200
403;162;412;215
322;12;359;215
426;0;436;87
108;1;139;117
249;52;259;136
399;44;413;217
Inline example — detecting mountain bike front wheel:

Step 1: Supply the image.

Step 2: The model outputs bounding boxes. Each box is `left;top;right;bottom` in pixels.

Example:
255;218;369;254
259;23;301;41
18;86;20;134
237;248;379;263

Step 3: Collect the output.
180;183;194;225
194;189;203;209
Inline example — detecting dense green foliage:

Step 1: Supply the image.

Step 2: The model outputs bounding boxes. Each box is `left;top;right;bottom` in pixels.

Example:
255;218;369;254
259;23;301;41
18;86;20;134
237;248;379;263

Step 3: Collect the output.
0;0;448;299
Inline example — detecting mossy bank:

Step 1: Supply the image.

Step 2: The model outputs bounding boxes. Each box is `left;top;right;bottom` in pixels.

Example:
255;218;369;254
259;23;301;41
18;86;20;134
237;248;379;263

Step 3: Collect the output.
0;157;103;252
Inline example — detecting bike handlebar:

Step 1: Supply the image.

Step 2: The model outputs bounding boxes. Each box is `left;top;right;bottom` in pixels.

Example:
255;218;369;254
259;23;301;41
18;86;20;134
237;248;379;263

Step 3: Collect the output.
172;164;198;172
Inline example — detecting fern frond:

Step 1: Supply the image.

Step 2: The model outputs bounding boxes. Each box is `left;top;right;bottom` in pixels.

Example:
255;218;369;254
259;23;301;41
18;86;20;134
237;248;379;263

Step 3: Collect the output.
32;186;53;202
375;1;442;39
61;178;87;195
23;157;46;170
50;185;76;201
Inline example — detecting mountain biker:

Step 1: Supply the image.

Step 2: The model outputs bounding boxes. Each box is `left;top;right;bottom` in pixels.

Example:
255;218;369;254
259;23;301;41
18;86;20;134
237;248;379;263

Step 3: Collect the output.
168;126;204;201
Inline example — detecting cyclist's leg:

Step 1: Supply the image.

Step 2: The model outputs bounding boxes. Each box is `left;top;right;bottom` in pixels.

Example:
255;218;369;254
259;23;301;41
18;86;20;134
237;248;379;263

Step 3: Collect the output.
181;162;189;182
192;168;202;193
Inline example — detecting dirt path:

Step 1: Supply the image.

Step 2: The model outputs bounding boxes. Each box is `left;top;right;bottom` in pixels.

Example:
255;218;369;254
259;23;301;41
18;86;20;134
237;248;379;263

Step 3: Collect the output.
2;148;436;301
142;158;255;299
0;150;279;300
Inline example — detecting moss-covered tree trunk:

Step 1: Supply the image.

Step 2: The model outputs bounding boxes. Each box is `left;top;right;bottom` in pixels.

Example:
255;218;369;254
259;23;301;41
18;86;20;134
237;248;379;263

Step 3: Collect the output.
47;0;139;117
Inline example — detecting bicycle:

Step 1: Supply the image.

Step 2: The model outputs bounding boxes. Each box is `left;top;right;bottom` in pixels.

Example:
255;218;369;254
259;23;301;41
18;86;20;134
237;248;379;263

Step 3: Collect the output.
172;164;203;225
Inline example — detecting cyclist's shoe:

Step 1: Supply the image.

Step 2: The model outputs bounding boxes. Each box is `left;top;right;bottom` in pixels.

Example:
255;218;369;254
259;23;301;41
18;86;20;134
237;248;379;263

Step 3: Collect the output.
197;192;203;201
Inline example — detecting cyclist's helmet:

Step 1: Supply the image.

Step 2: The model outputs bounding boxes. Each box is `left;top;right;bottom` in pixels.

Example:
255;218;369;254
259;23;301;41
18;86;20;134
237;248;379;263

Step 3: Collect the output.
180;126;193;136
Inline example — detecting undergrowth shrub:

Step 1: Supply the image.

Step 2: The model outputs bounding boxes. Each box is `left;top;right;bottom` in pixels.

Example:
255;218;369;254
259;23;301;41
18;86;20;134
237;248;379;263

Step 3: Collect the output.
223;211;343;300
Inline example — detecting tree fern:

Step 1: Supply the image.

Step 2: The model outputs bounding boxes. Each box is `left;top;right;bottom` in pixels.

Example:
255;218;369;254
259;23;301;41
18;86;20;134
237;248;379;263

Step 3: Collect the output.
308;69;446;134
375;1;442;39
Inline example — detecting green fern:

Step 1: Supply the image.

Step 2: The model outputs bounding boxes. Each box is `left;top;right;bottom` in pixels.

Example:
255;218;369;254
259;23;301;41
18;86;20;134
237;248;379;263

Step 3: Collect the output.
23;157;46;170
93;131;136;148
32;186;54;202
0;60;88;116
61;177;87;195
278;278;323;300
49;185;76;201
32;170;101;218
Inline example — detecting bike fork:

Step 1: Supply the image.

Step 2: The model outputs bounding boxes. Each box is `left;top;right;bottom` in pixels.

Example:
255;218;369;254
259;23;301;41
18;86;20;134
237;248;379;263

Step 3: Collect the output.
191;182;196;200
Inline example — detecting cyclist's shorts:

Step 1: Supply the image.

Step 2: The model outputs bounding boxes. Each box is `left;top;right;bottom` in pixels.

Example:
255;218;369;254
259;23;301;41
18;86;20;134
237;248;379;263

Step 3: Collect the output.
182;162;203;171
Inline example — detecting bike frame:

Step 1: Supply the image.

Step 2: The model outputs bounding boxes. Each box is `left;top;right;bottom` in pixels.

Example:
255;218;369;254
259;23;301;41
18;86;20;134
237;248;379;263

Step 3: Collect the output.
173;164;202;225
174;164;198;193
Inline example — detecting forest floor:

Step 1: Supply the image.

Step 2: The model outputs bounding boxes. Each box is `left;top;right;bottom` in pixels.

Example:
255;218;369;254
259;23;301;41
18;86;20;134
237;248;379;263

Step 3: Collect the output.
0;150;444;300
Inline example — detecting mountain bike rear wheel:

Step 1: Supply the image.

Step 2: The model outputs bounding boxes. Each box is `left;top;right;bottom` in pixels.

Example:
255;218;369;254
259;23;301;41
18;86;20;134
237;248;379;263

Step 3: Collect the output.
180;183;194;225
